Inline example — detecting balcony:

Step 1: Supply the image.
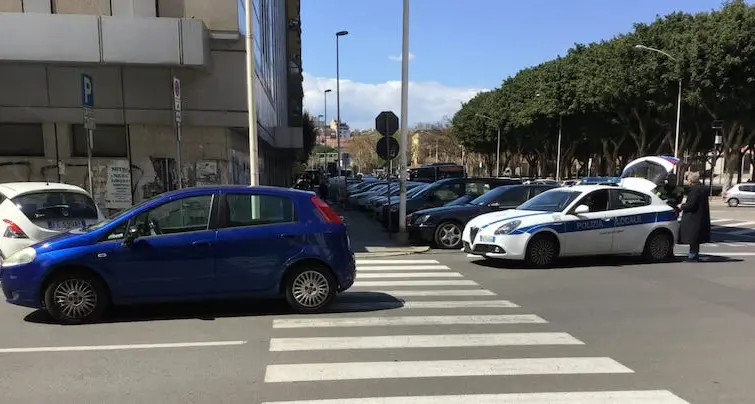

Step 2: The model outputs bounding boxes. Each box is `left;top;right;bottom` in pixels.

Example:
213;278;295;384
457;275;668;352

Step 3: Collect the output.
0;13;210;68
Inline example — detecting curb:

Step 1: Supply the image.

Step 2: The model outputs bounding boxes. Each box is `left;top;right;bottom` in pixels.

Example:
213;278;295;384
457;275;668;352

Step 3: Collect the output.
354;246;430;258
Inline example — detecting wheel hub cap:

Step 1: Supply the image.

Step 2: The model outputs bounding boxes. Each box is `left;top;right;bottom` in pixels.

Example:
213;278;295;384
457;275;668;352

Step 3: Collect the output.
53;279;97;319
439;224;461;247
292;271;330;308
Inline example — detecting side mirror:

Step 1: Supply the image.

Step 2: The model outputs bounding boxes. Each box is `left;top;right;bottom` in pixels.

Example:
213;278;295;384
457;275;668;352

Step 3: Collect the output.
122;226;140;247
573;204;590;215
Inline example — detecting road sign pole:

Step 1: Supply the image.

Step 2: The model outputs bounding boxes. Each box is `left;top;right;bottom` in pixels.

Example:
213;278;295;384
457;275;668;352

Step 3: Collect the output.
86;128;94;195
398;0;411;240
172;76;183;190
386;137;392;238
81;74;95;196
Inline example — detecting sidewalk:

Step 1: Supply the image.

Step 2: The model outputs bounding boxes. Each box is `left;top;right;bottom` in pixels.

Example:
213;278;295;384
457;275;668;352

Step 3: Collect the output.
332;205;429;258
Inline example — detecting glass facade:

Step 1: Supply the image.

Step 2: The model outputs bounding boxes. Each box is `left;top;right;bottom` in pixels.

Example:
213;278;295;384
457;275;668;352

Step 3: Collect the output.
250;0;282;140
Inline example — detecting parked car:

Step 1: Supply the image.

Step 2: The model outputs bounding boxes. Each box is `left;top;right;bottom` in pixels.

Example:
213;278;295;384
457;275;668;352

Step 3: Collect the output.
463;156;680;267
723;183;755;207
381;177;522;230
0;182;104;263
408;184;556;249
0;186;355;324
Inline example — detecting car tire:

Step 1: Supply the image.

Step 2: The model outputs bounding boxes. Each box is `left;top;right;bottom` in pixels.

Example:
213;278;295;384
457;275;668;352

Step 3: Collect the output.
43;270;110;325
524;233;559;268
642;230;674;263
434;221;463;249
285;264;336;314
728;198;740;207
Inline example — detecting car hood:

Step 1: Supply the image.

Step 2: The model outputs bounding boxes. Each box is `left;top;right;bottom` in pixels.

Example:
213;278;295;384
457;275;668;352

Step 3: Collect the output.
32;229;97;253
414;204;483;218
619;155;679;192
466;209;553;231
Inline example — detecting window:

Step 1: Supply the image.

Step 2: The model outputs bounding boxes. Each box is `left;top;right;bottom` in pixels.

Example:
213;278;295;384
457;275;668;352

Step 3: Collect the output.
530;186;552;198
465;182;491;197
431;183;462;203
225;194;296;228
576;190;610;213
519;189;581;213
71;125;128;158
495;187;530;205
12;191;98;221
0;124;44;156
740;185;755;192
131;195;213;237
612;190;651;209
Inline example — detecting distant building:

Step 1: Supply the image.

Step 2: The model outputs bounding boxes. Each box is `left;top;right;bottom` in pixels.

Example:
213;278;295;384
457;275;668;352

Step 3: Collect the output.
329;119;351;139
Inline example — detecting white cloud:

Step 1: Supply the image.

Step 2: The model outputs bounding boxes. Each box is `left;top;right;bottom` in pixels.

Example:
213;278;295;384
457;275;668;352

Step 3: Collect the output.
303;72;487;130
388;52;415;62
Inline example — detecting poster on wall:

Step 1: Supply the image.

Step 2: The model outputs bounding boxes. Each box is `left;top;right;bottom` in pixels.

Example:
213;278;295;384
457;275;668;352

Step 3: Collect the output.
195;161;219;186
105;160;133;209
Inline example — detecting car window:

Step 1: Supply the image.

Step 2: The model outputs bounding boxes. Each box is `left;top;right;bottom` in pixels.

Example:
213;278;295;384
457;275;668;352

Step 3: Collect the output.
611;189;651;209
518;189;581;212
465;182;490;196
494;187;529;205
12;191;98;221
529;186;552;198
432;183;462;203
225;194;296;228
105;222;128;240
741;185;755;192
575;189;610;213
131;195;213;237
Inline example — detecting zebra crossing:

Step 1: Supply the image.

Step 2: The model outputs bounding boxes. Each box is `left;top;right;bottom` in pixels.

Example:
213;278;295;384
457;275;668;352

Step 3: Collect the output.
261;258;690;403
711;218;755;237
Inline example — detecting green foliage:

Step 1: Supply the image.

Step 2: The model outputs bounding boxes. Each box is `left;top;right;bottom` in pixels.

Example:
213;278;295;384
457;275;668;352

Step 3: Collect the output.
451;0;755;178
299;111;317;163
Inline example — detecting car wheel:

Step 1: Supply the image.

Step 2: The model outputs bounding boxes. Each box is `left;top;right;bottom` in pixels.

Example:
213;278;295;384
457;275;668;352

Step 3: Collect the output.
43;270;109;324
524;233;559;268
285;265;336;314
728;198;740;207
434;221;463;249
643;230;674;262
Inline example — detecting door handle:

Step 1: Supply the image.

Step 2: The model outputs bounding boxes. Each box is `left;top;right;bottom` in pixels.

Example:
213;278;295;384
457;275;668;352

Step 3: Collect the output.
603;218;613;222
192;240;212;247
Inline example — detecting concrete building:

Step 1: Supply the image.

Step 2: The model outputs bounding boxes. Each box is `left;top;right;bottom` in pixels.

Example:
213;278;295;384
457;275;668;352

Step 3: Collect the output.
0;0;303;214
329;119;350;139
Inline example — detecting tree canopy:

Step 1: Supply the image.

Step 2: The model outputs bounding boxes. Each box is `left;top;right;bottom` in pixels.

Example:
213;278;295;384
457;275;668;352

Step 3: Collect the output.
451;0;755;186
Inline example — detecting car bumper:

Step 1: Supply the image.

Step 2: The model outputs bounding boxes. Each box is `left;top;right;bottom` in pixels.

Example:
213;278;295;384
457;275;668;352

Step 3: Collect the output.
462;232;529;260
407;224;435;243
0;263;43;308
336;252;357;292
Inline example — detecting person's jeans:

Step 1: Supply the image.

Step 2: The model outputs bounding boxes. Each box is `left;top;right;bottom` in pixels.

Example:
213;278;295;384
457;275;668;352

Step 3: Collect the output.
688;242;700;260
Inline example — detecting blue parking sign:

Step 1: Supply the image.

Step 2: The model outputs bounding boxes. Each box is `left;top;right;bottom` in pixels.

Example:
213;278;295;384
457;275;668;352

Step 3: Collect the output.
81;74;94;108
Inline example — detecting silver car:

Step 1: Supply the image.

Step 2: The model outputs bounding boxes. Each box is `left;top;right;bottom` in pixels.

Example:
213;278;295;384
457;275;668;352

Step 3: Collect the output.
723;183;755;207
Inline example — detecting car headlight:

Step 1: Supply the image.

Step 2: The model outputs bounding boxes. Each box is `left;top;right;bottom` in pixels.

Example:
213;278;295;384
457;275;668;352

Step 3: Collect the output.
494;220;521;235
3;247;36;267
414;214;431;225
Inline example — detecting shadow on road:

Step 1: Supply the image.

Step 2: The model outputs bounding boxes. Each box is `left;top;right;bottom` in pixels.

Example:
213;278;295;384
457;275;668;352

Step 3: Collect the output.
468;254;743;270
23;292;403;325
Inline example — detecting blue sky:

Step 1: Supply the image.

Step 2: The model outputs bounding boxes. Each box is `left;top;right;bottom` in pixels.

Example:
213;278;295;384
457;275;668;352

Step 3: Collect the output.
300;0;739;129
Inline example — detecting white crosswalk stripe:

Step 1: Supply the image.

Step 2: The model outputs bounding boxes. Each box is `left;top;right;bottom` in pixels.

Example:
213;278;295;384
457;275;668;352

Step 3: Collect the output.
263;257;690;403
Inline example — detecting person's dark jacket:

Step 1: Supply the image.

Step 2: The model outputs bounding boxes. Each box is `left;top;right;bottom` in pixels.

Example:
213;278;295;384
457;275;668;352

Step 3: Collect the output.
678;184;711;245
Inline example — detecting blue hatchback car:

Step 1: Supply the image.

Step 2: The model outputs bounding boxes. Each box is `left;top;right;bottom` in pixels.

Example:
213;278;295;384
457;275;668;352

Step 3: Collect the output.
0;186;355;324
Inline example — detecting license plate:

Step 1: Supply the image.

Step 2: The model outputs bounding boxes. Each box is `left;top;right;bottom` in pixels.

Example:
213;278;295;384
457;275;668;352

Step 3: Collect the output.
479;235;495;243
47;219;84;231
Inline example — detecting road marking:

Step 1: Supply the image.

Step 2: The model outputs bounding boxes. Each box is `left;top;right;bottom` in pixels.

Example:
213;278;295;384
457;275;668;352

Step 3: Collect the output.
261;390;690;404
366;289;496;296
269;332;583;351
0;340;247;354
353;280;478;287
357;272;464;279
711;218;735;223
355;259;439;265
264;357;633;382
329;300;520;311
675;252;755;257
272;314;547;329
357;265;451;271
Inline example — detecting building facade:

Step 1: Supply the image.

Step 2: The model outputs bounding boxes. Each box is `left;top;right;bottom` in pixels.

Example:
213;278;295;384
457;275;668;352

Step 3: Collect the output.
0;0;303;214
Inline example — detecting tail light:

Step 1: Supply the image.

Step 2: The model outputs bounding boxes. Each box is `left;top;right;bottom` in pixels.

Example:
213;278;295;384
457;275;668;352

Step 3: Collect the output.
3;219;28;239
311;196;343;224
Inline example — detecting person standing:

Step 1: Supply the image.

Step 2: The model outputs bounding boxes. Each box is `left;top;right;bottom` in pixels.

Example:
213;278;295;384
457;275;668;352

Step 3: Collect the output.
678;172;711;262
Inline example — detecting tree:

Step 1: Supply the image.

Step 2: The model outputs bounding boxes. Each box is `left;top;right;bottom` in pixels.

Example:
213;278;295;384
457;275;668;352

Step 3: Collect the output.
299;111;317;164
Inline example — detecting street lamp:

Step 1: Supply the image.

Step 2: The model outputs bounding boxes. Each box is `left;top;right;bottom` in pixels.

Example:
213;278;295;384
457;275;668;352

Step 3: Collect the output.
633;44;683;160
323;88;331;138
476;113;501;177
335;31;348;175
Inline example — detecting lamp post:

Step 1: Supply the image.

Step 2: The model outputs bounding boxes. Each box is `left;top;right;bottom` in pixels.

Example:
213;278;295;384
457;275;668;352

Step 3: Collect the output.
323;88;331;140
633;44;682;160
243;0;259;185
335;31;348;176
476;113;500;177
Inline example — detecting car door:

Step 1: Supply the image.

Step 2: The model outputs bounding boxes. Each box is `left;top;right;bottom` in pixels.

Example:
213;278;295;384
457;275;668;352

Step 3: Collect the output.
214;192;304;294
560;189;615;255
104;193;219;298
742;184;755;204
609;189;654;253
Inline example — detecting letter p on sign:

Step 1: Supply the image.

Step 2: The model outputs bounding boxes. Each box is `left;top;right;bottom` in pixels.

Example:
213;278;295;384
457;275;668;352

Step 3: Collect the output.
81;74;94;108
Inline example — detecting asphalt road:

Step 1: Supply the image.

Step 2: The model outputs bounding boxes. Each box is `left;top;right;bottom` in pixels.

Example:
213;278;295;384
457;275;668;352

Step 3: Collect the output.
1;250;754;403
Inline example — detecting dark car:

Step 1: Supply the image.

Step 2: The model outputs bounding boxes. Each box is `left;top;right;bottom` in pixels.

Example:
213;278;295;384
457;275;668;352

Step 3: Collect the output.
407;184;557;248
381;177;522;231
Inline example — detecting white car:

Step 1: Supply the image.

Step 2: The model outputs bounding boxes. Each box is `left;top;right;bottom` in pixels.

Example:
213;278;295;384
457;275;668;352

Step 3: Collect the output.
463;156;681;267
0;182;104;263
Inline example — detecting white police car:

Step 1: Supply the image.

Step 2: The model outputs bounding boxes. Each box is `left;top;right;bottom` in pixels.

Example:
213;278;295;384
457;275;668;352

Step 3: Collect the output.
462;156;681;267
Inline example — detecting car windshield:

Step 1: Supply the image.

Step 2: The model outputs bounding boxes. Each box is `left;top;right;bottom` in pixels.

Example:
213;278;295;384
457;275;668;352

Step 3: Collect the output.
517;189;582;212
76;193;160;232
469;186;513;206
445;194;476;206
